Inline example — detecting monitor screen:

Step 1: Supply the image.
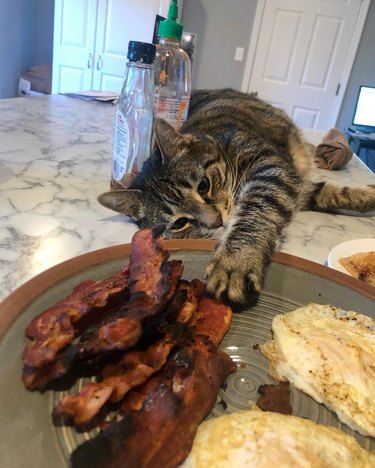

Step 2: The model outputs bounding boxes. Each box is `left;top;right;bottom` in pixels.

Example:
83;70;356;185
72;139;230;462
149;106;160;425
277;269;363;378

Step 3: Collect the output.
352;85;375;130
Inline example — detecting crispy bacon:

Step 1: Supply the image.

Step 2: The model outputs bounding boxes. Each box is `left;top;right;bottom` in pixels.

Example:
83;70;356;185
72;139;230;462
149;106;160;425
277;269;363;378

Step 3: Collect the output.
52;325;184;426
256;381;293;415
22;271;130;370
22;345;78;390
76;260;183;358
22;227;236;468
21;228;183;390
190;296;233;347
128;226;169;299
165;280;201;324
124;260;183;321
70;336;236;468
22;261;183;391
78;318;142;356
22;227;169;371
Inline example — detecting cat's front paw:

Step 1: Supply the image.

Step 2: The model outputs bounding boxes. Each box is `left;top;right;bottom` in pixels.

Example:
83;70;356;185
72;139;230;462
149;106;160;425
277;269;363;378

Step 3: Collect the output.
205;248;262;307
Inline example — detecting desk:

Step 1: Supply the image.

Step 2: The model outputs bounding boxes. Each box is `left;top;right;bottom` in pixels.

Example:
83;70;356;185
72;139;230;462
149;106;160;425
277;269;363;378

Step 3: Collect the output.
0;95;375;300
346;128;375;154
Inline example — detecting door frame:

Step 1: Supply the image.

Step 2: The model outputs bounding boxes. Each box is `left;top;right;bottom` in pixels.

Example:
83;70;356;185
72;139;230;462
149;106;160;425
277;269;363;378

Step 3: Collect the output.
241;0;371;127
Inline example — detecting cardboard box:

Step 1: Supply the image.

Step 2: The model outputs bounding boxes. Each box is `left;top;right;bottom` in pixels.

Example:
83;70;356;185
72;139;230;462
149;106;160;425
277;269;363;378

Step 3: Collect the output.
20;64;52;95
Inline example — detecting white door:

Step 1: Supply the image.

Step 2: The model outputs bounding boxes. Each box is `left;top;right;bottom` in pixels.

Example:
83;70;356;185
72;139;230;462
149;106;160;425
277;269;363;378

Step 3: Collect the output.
92;0;170;92
52;0;98;94
242;0;370;130
52;0;171;95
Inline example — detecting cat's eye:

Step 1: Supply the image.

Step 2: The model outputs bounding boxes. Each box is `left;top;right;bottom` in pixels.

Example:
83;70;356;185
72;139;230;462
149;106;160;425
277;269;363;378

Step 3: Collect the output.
171;217;190;231
198;176;210;196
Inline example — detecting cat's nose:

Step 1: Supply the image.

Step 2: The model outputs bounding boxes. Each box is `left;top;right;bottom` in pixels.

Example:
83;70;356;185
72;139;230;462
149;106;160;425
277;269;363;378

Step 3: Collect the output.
199;209;223;229
201;213;223;229
210;212;223;228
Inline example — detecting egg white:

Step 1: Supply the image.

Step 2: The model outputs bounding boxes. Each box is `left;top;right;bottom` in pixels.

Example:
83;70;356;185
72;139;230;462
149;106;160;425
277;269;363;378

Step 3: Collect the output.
261;303;375;437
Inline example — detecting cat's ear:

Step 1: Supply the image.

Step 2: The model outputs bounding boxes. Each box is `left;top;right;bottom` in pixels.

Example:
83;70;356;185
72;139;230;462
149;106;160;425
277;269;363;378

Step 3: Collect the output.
217;129;233;153
154;118;187;161
97;189;145;220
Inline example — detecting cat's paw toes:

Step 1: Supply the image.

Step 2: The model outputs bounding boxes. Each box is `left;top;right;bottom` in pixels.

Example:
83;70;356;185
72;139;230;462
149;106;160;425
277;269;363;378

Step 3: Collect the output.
205;253;261;307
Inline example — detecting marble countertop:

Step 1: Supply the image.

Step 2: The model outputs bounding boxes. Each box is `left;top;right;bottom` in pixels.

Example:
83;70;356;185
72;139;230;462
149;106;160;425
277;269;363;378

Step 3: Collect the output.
0;94;374;301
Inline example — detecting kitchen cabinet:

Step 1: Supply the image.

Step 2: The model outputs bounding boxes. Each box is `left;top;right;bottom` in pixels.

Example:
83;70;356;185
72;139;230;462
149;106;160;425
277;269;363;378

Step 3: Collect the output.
52;0;172;94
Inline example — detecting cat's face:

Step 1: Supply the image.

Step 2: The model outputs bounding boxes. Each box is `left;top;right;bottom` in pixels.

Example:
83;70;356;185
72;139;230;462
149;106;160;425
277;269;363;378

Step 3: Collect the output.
98;119;235;239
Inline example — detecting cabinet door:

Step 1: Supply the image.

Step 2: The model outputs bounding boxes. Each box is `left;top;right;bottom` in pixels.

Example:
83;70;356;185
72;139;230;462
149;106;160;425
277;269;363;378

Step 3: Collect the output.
92;0;170;93
52;0;98;94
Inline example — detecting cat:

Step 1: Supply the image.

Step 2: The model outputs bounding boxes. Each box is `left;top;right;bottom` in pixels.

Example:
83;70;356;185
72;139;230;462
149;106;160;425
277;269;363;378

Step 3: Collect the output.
98;88;375;306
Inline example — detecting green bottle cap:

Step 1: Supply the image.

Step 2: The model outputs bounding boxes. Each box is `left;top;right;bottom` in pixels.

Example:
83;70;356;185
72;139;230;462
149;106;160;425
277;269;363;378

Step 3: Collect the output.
158;0;183;41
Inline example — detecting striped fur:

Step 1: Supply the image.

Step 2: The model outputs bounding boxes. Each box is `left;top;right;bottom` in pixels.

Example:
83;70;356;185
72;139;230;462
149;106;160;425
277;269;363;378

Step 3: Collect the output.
98;89;375;305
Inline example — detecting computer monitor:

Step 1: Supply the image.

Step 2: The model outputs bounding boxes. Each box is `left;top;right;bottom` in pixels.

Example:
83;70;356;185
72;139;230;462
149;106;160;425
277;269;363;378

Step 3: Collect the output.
352;85;375;133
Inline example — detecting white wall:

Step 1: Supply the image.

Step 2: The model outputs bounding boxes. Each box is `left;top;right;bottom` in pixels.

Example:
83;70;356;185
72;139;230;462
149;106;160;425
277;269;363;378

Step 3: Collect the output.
181;0;257;90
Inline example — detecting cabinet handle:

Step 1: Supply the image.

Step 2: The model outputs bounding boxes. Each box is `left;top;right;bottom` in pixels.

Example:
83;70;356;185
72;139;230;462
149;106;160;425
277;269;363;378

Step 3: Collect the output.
87;53;93;69
96;55;103;70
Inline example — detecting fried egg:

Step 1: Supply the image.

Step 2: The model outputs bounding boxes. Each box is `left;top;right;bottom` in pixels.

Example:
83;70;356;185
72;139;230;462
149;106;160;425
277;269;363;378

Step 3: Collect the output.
182;410;374;467
260;303;375;437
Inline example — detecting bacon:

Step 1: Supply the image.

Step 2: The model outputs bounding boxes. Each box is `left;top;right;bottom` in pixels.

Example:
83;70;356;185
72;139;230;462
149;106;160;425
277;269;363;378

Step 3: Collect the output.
22;260;183;391
128;226;169;299
22;271;130;370
125;260;183;321
77;260;183;358
69;336;236;468
52;325;184;426
22;345;78;390
165;280;201;324
21;227;236;467
21;228;183;390
78;318;142;356
190;296;233;347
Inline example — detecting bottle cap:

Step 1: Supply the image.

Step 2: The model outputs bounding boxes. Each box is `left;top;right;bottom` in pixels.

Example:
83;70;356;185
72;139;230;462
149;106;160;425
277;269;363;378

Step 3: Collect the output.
127;41;156;64
158;0;183;41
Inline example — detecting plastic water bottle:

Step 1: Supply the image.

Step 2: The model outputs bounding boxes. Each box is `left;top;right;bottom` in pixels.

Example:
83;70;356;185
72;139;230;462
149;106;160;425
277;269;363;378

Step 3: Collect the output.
154;0;191;130
111;41;156;189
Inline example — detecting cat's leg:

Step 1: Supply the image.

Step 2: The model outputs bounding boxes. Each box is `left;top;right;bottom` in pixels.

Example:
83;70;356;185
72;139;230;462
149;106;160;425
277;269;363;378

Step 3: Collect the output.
205;170;299;306
306;182;375;213
205;221;276;307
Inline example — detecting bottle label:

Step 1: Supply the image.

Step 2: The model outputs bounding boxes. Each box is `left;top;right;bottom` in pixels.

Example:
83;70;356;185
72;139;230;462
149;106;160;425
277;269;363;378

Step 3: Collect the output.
112;109;131;183
155;95;190;129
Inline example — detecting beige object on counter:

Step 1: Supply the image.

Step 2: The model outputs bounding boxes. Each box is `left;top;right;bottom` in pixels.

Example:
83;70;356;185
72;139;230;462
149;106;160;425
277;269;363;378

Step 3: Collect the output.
314;127;353;170
182;410;375;467
339;251;375;286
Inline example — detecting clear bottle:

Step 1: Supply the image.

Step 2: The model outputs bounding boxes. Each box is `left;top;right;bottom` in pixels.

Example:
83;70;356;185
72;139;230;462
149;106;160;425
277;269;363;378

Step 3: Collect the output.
154;0;191;130
111;41;156;189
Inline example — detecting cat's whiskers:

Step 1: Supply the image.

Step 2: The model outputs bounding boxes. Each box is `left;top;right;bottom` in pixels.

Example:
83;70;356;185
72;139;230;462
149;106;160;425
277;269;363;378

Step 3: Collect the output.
217;142;237;216
232;152;259;198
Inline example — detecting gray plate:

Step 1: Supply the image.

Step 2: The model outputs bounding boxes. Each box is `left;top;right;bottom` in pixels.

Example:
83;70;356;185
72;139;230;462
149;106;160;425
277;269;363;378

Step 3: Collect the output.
0;240;374;467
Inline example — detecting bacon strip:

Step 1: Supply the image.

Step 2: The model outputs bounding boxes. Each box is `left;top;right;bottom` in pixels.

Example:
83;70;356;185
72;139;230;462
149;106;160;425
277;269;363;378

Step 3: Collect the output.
21;227;236;468
68;291;235;466
76;260;183;357
165;280;201;324
22;227;169;371
22;271;130;370
22;228;182;390
52;325;184;426
22;260;183;391
128;226;170;299
22;345;78;390
78;317;142;356
190;296;233;347
69;336;236;468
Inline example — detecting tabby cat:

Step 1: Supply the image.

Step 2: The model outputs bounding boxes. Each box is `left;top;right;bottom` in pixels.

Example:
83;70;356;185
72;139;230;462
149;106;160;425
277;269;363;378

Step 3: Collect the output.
98;89;375;306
